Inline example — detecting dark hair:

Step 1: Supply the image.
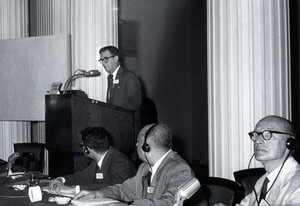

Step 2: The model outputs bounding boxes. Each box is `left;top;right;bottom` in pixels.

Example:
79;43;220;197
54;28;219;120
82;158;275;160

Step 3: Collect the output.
99;46;121;60
81;127;110;153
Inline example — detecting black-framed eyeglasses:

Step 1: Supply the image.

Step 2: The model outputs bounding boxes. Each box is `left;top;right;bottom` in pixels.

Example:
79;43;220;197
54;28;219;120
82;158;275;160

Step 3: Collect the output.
98;56;115;64
248;130;293;141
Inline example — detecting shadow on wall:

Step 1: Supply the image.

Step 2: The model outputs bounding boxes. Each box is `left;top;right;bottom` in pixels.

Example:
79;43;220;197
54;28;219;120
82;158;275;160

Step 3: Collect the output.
140;97;158;127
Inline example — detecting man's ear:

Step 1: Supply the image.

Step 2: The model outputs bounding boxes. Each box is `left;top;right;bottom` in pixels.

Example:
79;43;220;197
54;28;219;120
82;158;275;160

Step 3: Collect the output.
114;55;119;63
83;145;91;155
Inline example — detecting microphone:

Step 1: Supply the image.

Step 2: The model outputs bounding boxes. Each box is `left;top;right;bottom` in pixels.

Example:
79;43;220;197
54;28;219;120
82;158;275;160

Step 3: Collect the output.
8;152;19;162
83;70;101;77
174;178;201;206
6;152;20;173
63;69;101;93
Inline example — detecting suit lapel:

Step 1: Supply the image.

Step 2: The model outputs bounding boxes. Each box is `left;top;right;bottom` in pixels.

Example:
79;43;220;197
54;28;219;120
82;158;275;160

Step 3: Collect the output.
101;147;112;177
252;158;298;205
110;66;124;98
265;160;297;204
151;151;173;187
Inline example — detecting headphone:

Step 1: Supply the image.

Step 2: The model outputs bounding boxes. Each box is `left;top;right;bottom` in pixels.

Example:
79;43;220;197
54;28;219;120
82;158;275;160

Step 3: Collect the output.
286;137;297;150
82;145;90;155
79;142;91;155
142;124;157;152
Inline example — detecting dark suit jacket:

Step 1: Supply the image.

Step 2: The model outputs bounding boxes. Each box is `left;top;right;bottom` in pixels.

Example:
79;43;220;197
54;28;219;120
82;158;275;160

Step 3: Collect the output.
63;147;136;190
101;150;194;206
109;66;142;111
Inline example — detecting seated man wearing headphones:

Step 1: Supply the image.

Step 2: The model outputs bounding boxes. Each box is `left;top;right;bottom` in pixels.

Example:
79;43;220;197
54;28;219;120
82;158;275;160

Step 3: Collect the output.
48;127;136;195
216;115;300;206
73;123;194;205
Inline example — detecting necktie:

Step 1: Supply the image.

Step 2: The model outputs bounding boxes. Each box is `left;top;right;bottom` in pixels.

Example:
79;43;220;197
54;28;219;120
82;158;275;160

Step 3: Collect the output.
142;170;152;198
259;177;269;202
106;74;113;102
146;170;152;186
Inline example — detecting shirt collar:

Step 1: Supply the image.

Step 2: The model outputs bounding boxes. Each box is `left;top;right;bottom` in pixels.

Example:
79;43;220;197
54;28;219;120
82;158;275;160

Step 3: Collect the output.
97;150;109;169
150;149;172;181
266;156;294;190
111;65;120;79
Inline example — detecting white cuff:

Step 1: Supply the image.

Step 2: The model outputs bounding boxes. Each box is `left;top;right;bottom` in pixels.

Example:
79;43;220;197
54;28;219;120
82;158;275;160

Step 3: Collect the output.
56;177;65;183
75;185;80;194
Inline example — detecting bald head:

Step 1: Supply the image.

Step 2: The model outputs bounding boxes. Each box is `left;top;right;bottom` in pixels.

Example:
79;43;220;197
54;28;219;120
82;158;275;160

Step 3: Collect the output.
136;123;172;165
144;123;172;150
256;115;295;137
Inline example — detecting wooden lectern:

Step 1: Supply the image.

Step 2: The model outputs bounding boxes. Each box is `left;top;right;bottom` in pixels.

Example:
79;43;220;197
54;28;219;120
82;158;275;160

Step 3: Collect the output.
45;91;138;176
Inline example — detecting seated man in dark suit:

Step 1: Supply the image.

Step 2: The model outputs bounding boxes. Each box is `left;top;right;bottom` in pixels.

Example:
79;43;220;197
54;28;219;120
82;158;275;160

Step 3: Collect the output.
74;124;194;205
48;127;136;195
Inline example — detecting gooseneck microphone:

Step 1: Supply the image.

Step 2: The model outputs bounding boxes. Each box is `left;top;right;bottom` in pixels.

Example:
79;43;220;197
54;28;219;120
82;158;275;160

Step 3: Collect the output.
83;70;101;77
6;152;20;174
63;69;101;93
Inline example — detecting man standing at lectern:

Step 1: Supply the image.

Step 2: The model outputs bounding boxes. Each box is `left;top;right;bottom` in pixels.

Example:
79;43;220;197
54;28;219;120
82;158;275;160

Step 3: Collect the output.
99;46;142;111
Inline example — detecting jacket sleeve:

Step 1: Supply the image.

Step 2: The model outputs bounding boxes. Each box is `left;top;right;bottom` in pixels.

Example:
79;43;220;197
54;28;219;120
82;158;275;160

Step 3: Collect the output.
124;72;142;111
105;152;136;186
131;164;193;206
102;163;194;206
63;161;96;186
101;176;138;203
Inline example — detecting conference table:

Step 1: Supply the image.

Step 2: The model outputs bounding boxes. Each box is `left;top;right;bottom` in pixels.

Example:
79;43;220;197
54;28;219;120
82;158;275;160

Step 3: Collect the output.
0;172;127;206
0;173;55;206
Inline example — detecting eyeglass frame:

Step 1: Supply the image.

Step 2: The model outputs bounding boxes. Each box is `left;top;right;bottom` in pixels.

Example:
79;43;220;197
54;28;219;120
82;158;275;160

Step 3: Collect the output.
248;130;294;141
98;55;115;64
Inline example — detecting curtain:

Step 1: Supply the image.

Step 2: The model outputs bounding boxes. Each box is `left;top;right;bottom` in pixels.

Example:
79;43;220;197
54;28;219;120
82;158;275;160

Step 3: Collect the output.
207;0;291;178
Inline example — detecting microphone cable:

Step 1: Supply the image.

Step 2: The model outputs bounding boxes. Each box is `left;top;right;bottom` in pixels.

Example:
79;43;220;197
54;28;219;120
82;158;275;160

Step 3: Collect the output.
141;152;152;199
144;152;153;180
247;153;260;205
263;151;291;202
250;151;291;206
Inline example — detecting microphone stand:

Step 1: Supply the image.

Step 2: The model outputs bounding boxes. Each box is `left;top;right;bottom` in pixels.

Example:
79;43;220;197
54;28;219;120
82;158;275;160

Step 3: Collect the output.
63;69;85;94
63;69;100;94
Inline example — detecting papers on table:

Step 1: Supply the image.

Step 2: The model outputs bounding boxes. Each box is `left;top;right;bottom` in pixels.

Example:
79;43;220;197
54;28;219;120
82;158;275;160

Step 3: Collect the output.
71;198;120;206
42;187;75;197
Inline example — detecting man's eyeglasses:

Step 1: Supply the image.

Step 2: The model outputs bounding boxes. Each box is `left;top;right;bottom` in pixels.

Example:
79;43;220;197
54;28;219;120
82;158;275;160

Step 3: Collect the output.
98;56;115;64
248;130;293;141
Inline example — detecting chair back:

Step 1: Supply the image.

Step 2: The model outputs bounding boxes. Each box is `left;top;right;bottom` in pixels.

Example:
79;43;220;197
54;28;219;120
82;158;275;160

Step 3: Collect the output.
233;167;266;198
14;143;45;172
202;176;244;206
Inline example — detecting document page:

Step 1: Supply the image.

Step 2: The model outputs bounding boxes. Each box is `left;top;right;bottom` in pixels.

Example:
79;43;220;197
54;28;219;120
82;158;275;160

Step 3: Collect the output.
71;198;120;206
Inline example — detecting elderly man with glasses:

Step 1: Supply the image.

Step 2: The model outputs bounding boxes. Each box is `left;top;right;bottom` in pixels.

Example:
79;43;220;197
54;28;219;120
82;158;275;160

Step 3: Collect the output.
47;127;136;196
216;115;300;206
99;46;142;111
